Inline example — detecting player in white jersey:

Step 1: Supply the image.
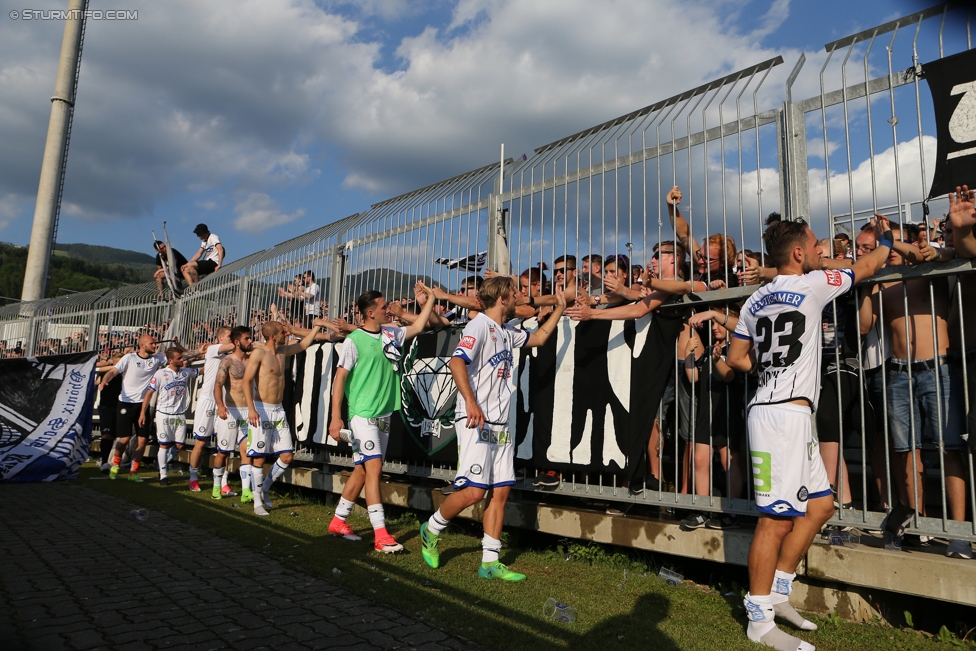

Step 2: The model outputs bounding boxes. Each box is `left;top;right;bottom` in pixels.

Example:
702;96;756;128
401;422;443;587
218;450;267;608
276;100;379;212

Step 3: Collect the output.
187;327;235;492
420;276;565;581
99;335;166;482
138;348;199;485
728;219;891;651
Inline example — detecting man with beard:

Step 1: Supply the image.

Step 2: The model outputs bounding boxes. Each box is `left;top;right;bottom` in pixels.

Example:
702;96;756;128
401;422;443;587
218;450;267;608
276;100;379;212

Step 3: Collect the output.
420;276;565;581
99;335;166;482
243;319;326;516
727;219;890;650
213;326;254;501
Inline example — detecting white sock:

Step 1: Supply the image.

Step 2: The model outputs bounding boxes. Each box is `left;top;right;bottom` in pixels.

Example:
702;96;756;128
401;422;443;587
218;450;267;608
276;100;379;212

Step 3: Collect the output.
220;465;230;487
745;593;776;642
335;497;355;521
367;504;386;531
772;570;817;631
213;467;224;485
240;464;251;490
189;466;199;481
252;467;268;515
157;448;168;479
482;534;501;564
427;509;449;536
263;459;288;493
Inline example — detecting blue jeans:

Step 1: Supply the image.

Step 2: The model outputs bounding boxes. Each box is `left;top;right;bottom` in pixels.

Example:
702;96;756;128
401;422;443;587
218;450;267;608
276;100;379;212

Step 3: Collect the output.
885;361;966;452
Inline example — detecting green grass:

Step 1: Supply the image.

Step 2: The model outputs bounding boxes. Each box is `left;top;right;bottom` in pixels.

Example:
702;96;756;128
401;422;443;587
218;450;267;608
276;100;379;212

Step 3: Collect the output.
78;465;970;651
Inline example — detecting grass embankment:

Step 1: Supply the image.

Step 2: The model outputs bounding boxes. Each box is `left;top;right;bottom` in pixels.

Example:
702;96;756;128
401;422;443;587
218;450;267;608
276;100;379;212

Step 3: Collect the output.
79;465;970;651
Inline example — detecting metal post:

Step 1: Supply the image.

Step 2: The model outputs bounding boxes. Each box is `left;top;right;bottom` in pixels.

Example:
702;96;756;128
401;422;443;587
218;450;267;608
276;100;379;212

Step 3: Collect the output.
21;0;88;301
328;244;347;320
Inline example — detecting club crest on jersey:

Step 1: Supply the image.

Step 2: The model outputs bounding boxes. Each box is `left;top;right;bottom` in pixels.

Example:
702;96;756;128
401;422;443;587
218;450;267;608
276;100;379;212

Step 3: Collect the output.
748;291;806;315
459;336;476;350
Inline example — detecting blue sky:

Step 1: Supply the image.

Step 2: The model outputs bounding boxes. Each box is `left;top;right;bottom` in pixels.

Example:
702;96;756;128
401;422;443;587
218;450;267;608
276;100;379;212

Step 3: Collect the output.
0;0;942;265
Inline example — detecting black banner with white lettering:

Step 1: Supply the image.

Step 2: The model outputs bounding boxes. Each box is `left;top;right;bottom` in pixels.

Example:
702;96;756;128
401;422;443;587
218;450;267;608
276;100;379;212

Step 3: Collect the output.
925;48;976;198
289;316;681;477
0;352;97;482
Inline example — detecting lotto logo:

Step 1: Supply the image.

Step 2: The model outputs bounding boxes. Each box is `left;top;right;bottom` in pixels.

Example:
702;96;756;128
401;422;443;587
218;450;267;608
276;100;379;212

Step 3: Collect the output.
459;336;476;350
824;269;843;286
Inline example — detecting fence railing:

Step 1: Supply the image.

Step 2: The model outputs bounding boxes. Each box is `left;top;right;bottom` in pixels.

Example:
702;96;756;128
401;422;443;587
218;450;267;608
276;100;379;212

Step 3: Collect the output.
8;4;976;545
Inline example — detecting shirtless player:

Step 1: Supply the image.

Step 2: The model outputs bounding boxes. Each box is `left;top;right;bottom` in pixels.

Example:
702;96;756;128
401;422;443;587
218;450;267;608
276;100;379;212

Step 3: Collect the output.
243;319;326;516
213;326;254;501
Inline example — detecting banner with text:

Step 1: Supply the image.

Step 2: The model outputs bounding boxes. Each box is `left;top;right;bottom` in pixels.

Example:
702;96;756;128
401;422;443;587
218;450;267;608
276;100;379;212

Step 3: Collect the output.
0;352;97;482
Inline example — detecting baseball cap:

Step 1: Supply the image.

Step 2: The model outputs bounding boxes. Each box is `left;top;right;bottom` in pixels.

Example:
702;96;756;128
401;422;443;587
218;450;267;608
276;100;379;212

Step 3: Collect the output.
193;223;209;235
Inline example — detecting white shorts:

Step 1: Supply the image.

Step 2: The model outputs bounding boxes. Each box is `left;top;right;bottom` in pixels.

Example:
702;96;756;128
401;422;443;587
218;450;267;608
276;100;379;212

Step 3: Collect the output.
349;414;392;465
246;402;292;458
193;398;218;440
215;407;248;454
453;422;515;490
155;413;187;446
748;403;830;517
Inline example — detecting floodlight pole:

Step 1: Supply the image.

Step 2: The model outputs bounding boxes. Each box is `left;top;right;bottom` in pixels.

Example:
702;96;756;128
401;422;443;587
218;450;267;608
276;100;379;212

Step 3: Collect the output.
21;0;88;301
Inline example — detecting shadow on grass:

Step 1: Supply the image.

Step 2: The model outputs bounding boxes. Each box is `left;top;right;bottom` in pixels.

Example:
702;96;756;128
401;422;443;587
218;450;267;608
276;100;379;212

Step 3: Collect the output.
79;467;681;651
578;592;680;651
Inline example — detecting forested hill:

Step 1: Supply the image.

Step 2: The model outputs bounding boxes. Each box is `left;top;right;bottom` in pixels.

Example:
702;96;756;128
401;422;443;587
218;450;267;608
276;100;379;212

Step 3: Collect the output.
0;242;156;302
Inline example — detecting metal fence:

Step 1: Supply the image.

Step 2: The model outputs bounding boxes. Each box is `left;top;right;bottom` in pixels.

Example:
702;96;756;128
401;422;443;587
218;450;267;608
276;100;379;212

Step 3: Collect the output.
5;4;976;544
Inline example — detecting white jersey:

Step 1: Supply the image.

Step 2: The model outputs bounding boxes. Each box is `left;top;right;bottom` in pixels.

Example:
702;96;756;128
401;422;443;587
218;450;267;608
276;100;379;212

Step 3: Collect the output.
148;367;199;414
198;344;227;402
200;233;221;263
734;268;854;408
452;313;529;425
304;282;321;316
115;352;167;403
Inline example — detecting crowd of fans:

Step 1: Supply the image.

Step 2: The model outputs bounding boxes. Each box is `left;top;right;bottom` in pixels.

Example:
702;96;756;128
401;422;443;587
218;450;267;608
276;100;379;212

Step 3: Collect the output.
3;185;975;555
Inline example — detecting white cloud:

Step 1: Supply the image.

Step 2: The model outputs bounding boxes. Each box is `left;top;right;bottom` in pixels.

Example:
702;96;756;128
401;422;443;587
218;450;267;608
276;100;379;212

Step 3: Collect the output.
807;134;936;229
1;0;895;242
233;193;305;233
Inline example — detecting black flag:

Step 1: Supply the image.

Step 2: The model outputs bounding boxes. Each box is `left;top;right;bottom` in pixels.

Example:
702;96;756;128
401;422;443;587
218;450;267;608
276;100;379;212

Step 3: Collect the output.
925;48;976;198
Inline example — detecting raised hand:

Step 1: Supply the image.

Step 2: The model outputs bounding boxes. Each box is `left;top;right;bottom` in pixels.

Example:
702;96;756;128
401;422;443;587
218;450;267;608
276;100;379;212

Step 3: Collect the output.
949;185;976;230
483;268;498;279
666;186;682;206
564;304;592;321
738;254;761;286
603;274;622;294
916;229;939;262
417;281;436;302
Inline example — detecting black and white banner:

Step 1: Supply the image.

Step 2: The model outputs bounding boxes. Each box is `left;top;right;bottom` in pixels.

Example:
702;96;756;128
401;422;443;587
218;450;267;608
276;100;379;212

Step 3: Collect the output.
288;313;681;480
925;47;976;198
0;352;98;482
